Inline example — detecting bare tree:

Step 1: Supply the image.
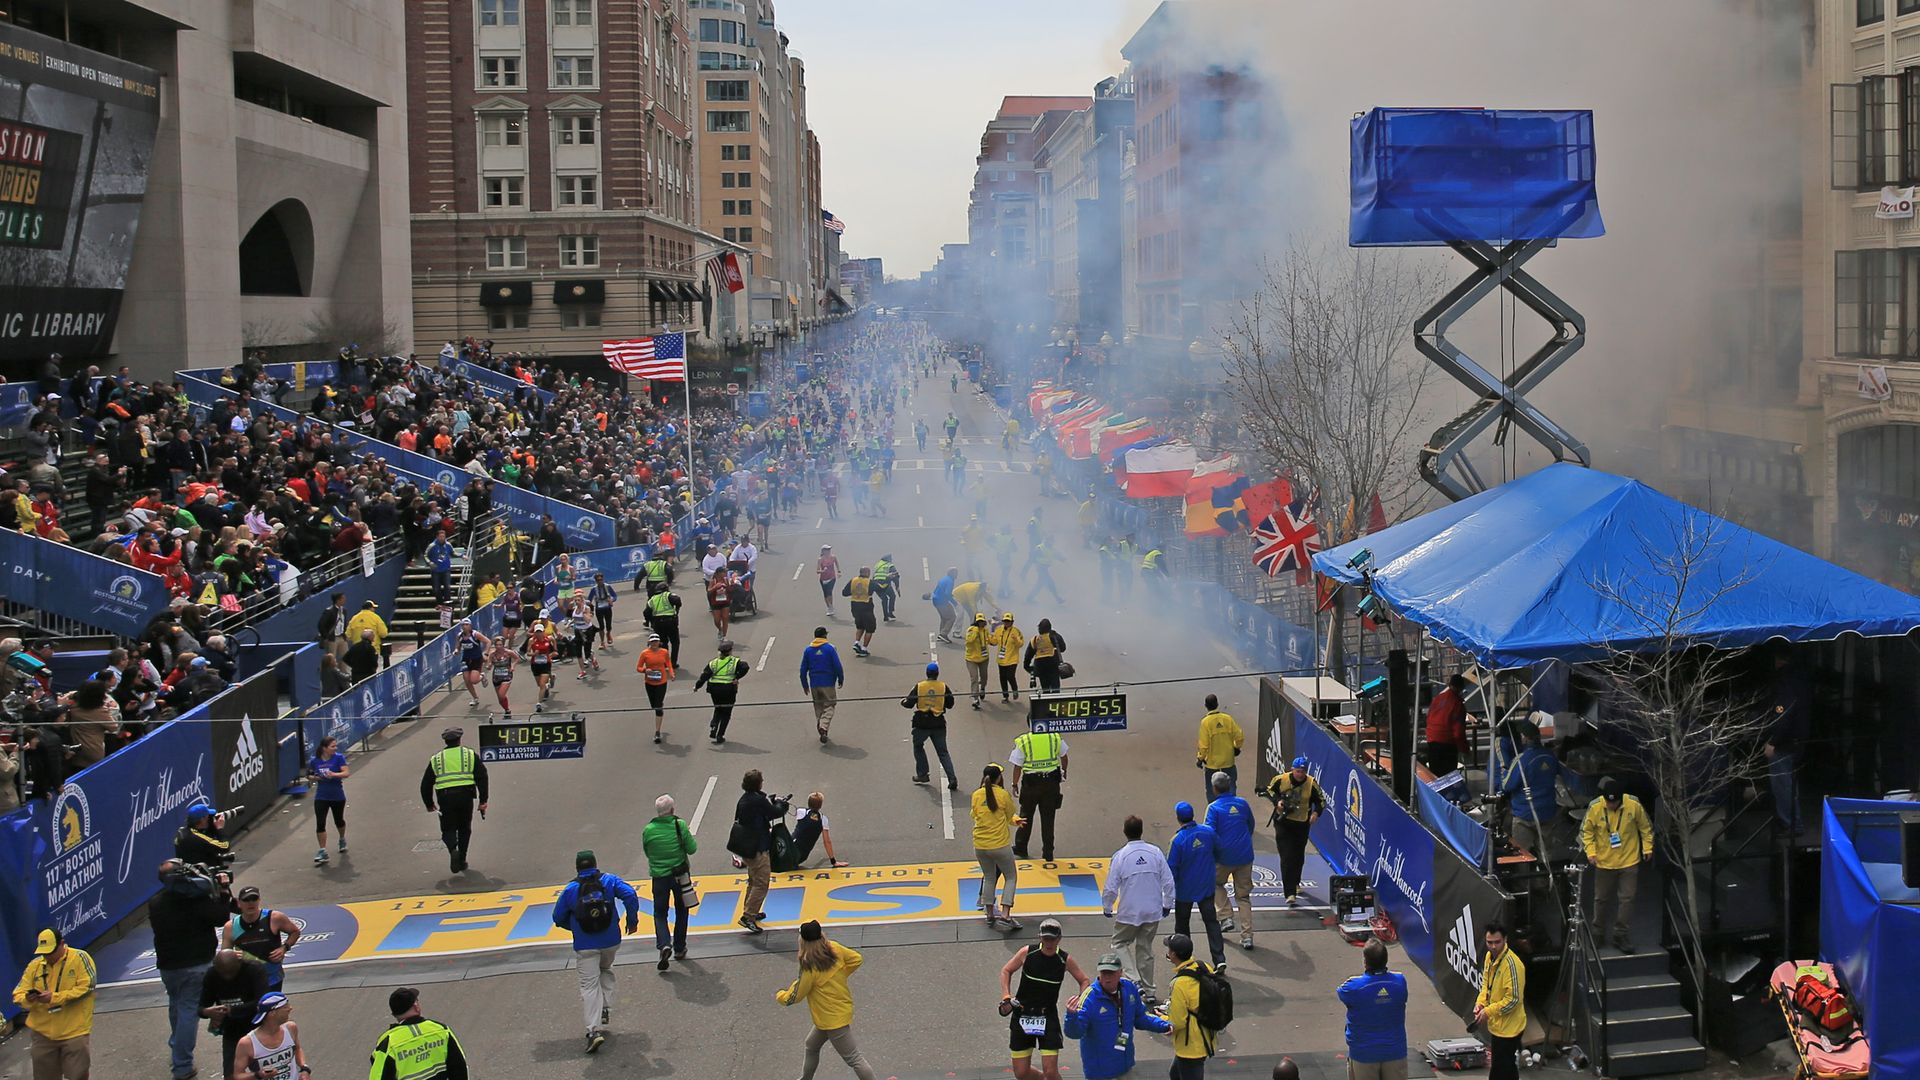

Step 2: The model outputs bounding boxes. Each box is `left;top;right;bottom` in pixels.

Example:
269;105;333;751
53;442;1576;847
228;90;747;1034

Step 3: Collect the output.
303;309;410;358
1219;240;1443;671
1585;511;1769;1004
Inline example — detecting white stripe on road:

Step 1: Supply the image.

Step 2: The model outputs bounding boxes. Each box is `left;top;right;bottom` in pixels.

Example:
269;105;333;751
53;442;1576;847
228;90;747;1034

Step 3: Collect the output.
940;781;956;841
915;484;922;495
756;636;776;671
928;631;939;667
792;563;804;580
916;515;924;528
816;517;824;529
688;774;718;835
921;557;931;581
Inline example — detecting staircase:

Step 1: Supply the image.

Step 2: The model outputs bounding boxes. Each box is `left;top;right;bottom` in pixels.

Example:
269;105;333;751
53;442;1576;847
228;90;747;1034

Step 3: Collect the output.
391;558;459;640
1587;950;1709;1077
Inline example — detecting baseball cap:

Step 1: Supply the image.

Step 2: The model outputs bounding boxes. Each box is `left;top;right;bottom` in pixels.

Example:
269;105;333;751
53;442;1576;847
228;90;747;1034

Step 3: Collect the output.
1291;756;1308;770
974;613;987;623
575;849;597;871
252;992;289;1025
1038;918;1063;939
1096;952;1125;973
186;803;214;820
1001;612;1014;622
190;657;210;668
1164;932;1194;960
1175;801;1194;822
388;987;420;1017
237;885;261;902
799;919;824;941
32;929;59;956
648;633;662;643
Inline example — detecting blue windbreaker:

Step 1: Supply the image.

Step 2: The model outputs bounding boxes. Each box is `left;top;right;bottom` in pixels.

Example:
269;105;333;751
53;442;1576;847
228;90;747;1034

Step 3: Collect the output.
1336;969;1409;1063
1204;794;1256;866
1064;976;1171;1080
1165;821;1219;903
552;870;640;951
799;639;844;688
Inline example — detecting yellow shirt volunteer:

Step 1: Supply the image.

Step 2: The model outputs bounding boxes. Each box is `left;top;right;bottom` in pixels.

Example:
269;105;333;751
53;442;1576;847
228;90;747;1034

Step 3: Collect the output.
347;608;389;648
11;946;96;1042
989;624;1025;666
963;623;991;663
1196;710;1244;770
1475;947;1527;1039
1580;794;1653;870
970;787;1017;849
1167;958;1214;1059
776;943;865;1030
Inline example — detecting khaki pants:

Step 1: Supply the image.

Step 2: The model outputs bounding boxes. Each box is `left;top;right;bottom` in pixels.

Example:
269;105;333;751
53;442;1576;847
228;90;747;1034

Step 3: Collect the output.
810;686;837;731
800;1024;877;1080
576;944;619;1035
1348;1057;1410;1080
1214;862;1253;930
30;1032;89;1080
966;659;989;702
1110;918;1161;992
1595;863;1640;943
323;636;347;663
743;851;772;917
976;846;1018;912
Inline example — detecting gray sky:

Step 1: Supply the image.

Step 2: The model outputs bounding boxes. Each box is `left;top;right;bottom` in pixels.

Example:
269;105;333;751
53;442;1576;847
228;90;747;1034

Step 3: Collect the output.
774;0;1159;279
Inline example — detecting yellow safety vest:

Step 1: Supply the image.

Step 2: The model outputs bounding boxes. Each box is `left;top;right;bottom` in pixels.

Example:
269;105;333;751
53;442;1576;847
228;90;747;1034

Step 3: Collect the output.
873;561;896;585
847;576;872;603
430;747;475;790
1141;549;1162;571
1030;632;1057;660
1015;732;1063;775
706;656;741;685
644;558;669;583
372;1019;462;1080
647;591;678;618
915;679;948;715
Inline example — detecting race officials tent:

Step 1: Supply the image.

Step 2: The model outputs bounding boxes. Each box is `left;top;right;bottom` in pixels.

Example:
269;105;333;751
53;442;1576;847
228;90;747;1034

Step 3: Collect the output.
1313;464;1920;667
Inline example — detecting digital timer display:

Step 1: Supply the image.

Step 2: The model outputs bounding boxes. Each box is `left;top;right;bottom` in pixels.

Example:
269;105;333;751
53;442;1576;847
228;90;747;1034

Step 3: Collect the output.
1028;692;1127;733
478;717;587;760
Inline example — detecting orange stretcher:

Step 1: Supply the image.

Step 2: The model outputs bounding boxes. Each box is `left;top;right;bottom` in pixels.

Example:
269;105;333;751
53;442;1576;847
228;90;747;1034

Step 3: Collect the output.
1769;961;1870;1080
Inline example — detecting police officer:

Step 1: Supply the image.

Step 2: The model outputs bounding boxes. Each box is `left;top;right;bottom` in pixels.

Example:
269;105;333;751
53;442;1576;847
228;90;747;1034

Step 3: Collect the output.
902;662;958;790
421;727;488;874
872;553;900;621
369;987;470;1080
694;640;747;744
643;585;683;667
1010;729;1067;862
1262;756;1325;907
639;551;672;597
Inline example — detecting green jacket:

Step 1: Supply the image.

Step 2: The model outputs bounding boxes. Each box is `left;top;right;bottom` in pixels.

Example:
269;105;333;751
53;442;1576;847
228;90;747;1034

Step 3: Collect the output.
641;814;697;878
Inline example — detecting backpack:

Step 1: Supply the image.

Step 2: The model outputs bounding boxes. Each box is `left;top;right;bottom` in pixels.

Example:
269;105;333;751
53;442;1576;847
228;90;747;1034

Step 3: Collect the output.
1178;962;1234;1045
1792;971;1854;1032
574;874;614;934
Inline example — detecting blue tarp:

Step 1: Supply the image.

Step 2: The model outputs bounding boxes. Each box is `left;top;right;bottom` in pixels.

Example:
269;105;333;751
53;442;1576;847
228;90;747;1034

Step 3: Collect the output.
1350;108;1604;247
1314;464;1920;667
1821;799;1920;1080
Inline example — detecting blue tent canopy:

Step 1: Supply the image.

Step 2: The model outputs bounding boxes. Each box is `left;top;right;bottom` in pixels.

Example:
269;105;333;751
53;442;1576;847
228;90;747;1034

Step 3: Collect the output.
1313;464;1920;667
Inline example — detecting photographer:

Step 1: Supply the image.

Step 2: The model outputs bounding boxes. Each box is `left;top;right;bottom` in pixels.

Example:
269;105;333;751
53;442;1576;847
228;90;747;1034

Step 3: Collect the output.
174;804;233;867
1262;756;1325;908
150;858;237;1080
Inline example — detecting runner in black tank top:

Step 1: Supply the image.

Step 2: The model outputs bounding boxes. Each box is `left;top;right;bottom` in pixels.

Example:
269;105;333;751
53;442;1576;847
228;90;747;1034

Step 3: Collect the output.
997;919;1089;1078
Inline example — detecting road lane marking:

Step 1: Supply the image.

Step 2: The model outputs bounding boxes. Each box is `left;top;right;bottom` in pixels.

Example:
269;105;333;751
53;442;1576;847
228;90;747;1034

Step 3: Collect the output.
921;557;931;581
757;636;776;671
917;515;924;527
816;517;824;529
915;483;922;495
941;782;956;841
792;563;804;580
928;631;939;667
688;774;719;834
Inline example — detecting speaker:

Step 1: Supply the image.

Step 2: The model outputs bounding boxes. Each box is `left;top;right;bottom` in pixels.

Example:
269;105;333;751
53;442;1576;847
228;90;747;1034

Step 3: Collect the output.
1903;815;1920;889
1387;649;1415;803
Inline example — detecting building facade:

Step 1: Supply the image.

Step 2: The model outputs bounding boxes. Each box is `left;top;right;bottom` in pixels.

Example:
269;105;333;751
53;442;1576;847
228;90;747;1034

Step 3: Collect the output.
964;95;1091;334
406;0;706;359
1036;76;1134;344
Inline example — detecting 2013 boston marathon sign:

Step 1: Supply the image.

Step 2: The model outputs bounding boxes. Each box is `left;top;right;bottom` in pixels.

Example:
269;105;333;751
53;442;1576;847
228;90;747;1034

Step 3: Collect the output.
0;21;159;363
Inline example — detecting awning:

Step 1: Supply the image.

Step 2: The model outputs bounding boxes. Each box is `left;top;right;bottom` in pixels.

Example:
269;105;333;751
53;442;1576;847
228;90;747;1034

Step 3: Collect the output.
478;280;532;307
675;282;701;303
824;288;851;313
552;279;605;305
647;281;674;303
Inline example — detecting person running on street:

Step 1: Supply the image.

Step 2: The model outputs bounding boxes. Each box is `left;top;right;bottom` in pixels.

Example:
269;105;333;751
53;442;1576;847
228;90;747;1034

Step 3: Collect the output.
990;524;1018;587
973;763;1024;930
552;849;641;1055
706;567;734;642
1025;538;1064;605
637;634;674;744
230;992;305;1080
499;586;523;647
309;737;349;866
998;918;1091;1080
776;921;880;1080
1264;755;1325;907
569;594;600;679
457;621;491;709
844;567;877;656
591;573;618;639
1023;618;1067;693
914;417;929;452
525;623;557;712
903;662;959;790
821;470;840;519
224;886;301;992
817;545;840;617
872;553;900;621
1195;694;1244;801
989;612;1025;703
695;640;747;743
800;627;845;742
1205;771;1258;951
487;641;516;720
643;794;698;966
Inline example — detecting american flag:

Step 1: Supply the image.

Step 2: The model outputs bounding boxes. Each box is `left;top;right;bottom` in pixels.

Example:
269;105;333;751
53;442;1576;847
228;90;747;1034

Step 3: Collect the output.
821;209;846;234
603;334;687;380
1252;504;1322;584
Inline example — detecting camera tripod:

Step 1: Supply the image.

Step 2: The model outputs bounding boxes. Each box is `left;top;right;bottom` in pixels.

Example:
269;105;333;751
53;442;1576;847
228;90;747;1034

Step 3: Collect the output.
1547;862;1595;1072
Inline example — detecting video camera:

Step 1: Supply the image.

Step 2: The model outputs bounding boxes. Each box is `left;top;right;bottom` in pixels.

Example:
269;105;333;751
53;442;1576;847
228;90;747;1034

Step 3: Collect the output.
162;860;233;900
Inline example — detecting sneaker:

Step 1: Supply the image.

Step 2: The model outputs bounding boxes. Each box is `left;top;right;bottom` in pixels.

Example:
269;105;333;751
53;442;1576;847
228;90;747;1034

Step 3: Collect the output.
971;700;981;710
1214;958;1227;974
1219;917;1236;932
338;839;348;853
314;849;327;865
674;949;689;961
467;699;478;709
585;1032;605;1054
947;778;959;791
654;733;663;744
1286;894;1300;908
660;947;672;971
533;702;545;713
738;916;763;934
577;672;588;681
601;1007;610;1026
502;711;513;722
1001;916;1023;932
911;775;930;785
1240;932;1255;951
818;729;829;744
592;660;601;671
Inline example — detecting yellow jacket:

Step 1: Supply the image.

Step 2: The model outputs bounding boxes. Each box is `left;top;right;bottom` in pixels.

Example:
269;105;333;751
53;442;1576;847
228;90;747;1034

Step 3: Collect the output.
963;624;991;663
477;582;505;607
1581;795;1653;869
776;943;864;1030
1167;958;1214;1059
12;947;96;1041
971;786;1017;849
346;609;389;648
1196;710;1244;769
1475;947;1527;1039
988;624;1025;665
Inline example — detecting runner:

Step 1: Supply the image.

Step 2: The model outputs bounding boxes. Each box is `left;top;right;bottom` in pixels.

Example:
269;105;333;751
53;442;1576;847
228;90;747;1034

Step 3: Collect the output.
570;594;600;679
525;624;557;712
499;586;524;648
817;545;840;618
488;640;517;720
707;567;734;642
553;553;577;602
637;633;674;744
998;918;1089;1080
458;621;491;709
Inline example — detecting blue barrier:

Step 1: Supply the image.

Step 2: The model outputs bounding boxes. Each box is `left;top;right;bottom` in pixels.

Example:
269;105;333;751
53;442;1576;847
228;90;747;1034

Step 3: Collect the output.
305;593;507;753
0;528;171;639
0;382;31;431
433;355;556;405
0;809;46;1021
1416;776;1490;870
180;361;346;391
243;553;410;656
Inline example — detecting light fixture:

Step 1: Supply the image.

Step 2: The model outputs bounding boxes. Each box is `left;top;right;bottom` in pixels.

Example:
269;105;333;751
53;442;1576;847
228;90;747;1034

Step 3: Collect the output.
1356;676;1388;701
1345;547;1374;572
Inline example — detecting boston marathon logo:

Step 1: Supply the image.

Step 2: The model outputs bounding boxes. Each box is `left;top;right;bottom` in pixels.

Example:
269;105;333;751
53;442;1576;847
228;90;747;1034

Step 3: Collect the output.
0;118;80;251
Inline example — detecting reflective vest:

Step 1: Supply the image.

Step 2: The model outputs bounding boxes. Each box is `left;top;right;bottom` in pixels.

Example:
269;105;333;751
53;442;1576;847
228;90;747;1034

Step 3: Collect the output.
1015;732;1063;775
430;747;476;790
1030;631;1058;660
1140;549;1162;571
372;1019;461;1080
872;560;896;587
915;679;948;715
643;558;669;583
647;591;678;618
847;576;872;603
706;656;741;685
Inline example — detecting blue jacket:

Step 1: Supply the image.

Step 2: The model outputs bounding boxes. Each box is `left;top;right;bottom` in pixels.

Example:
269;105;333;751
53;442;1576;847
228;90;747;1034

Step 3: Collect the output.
1166;821;1220;902
552;870;640;951
1336;969;1409;1063
1500;746;1564;825
1205;795;1256;866
799;639;844;689
1064;976;1172;1080
427;539;454;572
931;573;955;605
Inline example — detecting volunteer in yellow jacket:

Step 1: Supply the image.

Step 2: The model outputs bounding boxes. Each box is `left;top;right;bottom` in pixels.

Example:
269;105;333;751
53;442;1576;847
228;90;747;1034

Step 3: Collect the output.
1163;932;1214;1077
1580;776;1654;952
1194;694;1244;802
11;928;96;1080
1472;921;1527;1080
775;920;879;1080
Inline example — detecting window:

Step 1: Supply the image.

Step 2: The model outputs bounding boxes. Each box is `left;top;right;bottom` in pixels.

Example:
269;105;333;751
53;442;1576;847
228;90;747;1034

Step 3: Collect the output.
559;234;599;268
698;18;742;42
485;236;526;269
1862;0;1885;24
734;144;751;160
556;114;597;145
480;114;524;147
557;174;599;207
738;227;753;242
1835;249;1906;357
553;54;596;88
721;144;736;160
553;0;593;25
699;50;751;71
707;79;749;101
734;171;752;188
1832;75;1909;188
560;306;603;328
488;307;529;331
723;227;736;241
721;172;736;188
484;176;524;208
1904;0;1920;14
707;111;749;133
481;55;522;88
479;0;520;26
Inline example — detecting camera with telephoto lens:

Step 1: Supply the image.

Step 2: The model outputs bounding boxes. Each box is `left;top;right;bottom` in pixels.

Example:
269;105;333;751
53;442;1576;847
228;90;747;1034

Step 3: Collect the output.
1278;787;1302;818
162;861;232;899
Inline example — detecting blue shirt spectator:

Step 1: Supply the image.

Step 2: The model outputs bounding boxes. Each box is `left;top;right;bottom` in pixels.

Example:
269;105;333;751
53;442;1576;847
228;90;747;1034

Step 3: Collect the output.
1337;952;1409;1065
799;634;844;689
1204;792;1256;866
930;571;955;606
1064;964;1172;1080
552;862;641;951
1500;743;1565;826
427;537;454;572
1165;816;1219;903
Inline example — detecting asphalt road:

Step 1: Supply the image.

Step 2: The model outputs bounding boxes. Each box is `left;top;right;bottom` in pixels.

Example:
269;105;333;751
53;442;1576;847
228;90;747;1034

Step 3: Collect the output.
19;366;1463;1079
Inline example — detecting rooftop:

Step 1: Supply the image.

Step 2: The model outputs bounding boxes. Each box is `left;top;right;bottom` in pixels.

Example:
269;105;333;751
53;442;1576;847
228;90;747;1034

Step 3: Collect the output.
996;95;1093;119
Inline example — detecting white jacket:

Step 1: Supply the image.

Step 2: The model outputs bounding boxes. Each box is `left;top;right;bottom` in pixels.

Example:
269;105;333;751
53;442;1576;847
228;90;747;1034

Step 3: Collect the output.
1103;840;1176;925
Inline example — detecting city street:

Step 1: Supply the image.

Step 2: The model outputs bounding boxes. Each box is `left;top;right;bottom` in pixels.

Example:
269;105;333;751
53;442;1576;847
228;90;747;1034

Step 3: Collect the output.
53;370;1460;1078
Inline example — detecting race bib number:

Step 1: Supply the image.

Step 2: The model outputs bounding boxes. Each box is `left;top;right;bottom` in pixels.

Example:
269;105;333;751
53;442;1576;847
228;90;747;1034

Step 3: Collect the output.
1019;1014;1049;1036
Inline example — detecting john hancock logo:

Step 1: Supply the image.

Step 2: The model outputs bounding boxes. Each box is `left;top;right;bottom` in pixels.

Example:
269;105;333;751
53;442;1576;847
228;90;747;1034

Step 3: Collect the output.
89;573;149;623
44;783;104;917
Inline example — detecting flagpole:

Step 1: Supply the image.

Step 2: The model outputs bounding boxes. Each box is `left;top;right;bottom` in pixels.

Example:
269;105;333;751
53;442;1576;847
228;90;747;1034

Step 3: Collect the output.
683;374;695;513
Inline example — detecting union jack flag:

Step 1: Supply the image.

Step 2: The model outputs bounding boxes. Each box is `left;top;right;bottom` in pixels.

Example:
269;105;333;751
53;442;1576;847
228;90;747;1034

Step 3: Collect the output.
1252;504;1321;584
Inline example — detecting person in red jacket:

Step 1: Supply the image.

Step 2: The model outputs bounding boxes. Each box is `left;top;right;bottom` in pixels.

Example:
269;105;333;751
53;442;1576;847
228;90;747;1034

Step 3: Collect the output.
1424;673;1473;777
